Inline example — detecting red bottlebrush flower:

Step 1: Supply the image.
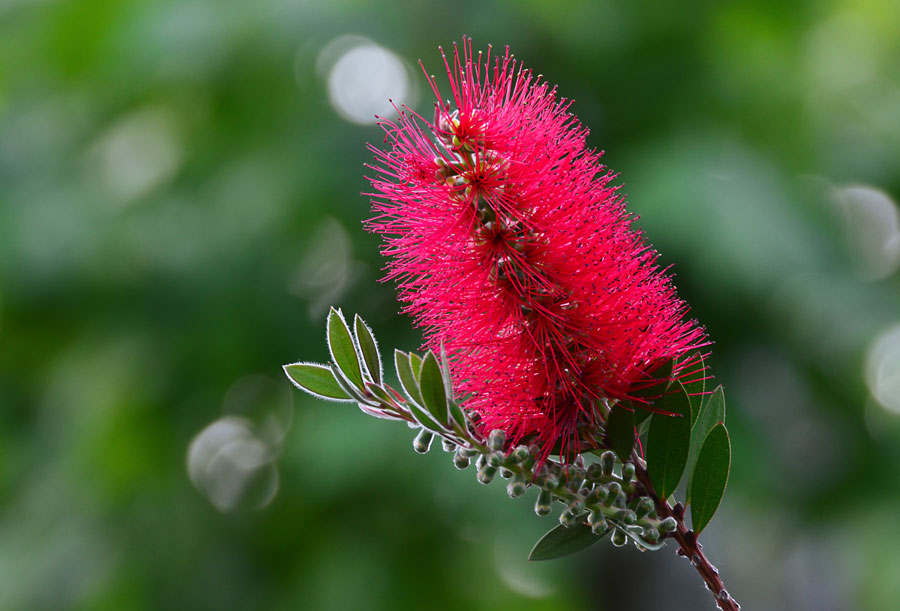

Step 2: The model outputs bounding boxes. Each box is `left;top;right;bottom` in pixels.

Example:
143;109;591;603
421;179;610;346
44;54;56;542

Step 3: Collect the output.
365;38;707;460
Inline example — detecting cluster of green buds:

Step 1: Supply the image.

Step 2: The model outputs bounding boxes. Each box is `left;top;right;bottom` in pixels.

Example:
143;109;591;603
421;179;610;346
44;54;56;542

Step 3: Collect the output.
284;307;733;585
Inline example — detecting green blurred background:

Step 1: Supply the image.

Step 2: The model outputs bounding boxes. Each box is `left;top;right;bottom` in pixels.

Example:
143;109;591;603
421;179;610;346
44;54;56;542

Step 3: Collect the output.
2;0;900;609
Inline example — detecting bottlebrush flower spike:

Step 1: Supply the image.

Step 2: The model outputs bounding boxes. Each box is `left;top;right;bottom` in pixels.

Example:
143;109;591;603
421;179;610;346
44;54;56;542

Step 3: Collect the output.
365;38;707;461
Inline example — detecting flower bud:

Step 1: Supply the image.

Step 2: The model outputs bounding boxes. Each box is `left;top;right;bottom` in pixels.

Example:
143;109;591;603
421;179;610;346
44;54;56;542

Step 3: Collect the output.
616;509;637;525
487;452;502;468
586;463;604;481
513;445;531;463
477;465;497;485
534;489;553;517
605;482;622;506
621;462;635;482
659;517;677;533
499;467;513;479
453;450;470;470
507;474;527;498
413;429;434;454
611;528;628;547
441;438;456;452
642;527;660;544
600;451;615;476
634;497;655;520
475;453;488;471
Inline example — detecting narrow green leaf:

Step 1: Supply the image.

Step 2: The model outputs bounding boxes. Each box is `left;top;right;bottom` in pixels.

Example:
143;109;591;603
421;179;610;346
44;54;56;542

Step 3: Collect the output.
528;517;604;561
283;362;353;401
686;385;726;503
690;423;731;535
406;399;445;432
439;342;453;401
680;352;706;427
394;350;424;406
646;382;692;500
605;402;635;463
409;352;423;380
448;399;466;430
418;351;450;427
354;314;382;385
329;364;378;407
327;308;364;389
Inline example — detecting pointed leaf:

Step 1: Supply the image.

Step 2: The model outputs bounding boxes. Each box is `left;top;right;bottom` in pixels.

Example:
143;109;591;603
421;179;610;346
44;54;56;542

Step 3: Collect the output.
409;352;423;380
439;342;453;401
646;382;692;500
686;385;726;503
394;350;424;406
418;351;450;427
690;423;731;534
329;364;378;407
528;517;604;561
327;308;363;389
680;352;706;427
605;402;635;462
283;362;353;401
354;314;382;385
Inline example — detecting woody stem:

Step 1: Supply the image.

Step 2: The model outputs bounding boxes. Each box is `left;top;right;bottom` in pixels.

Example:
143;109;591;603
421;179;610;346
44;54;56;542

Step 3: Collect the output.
631;455;740;611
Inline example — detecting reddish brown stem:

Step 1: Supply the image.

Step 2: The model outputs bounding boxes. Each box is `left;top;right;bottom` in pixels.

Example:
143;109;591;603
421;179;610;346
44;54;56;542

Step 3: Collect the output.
633;457;740;611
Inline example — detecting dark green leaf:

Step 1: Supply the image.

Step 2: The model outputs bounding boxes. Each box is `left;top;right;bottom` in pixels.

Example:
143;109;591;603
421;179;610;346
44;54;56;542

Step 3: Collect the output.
680;352;706;427
606;402;635;462
646;382;692;500
354;314;382;385
417;351;449;427
528;516;603;561
633;401;653;428
283;362;353;401
632;359;674;399
394;350;424;406
686;385;726;503
327;308;363;389
448;399;466;430
690;423;731;535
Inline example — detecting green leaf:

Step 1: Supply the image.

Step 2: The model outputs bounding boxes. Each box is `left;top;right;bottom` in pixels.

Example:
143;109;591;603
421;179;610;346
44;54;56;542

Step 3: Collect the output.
528;517;604;561
409;352;423;380
418;351;450;427
646;382;692;500
686;385;726;503
327;308;363;389
329;363;378;407
283;362;353;401
605;402;635;463
632;359;674;399
354;314;382;386
394;350;424;406
439;342;453;400
680;352;706;427
689;423;731;535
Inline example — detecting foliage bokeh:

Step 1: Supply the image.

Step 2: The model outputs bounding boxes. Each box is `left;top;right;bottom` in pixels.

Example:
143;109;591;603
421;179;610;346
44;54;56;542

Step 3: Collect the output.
2;1;899;609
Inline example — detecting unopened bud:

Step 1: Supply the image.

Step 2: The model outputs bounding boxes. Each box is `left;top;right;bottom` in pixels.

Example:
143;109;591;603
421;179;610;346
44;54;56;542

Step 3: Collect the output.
535;489;553;517
600;451;615;476
413;429;434;454
660;517;678;533
642;528;660;544
605;482;622;506
441;438;456;453
513;445;531;463
475;453;488;471
616;509;637;525
453;450;470;470
558;507;578;527
586;463;604;481
477;465;497;485
507;474;527;498
488;429;506;452
487;452;502;468
499;467;513;479
634;497;655;519
588;509;607;529
622;462;635;482
611;528;628;547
